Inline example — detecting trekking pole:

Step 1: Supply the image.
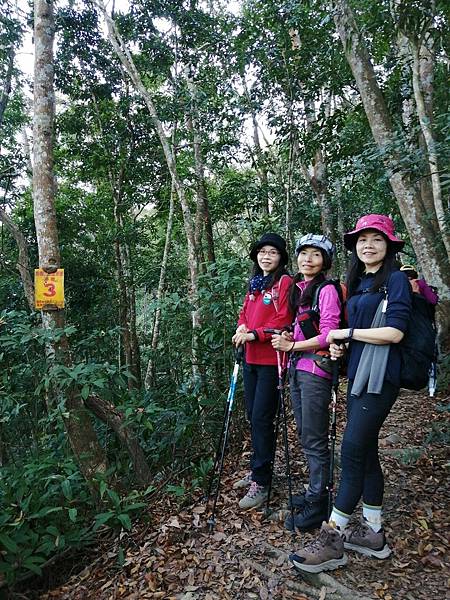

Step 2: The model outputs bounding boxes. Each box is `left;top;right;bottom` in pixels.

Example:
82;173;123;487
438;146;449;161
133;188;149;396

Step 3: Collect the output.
428;342;438;397
264;329;295;532
327;355;340;519
206;344;244;533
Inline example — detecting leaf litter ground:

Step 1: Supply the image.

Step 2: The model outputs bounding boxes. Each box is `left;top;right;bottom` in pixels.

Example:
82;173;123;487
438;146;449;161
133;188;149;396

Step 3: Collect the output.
35;387;449;600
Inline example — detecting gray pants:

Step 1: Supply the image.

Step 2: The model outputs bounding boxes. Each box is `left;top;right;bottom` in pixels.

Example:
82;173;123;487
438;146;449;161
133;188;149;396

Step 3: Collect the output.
289;369;332;502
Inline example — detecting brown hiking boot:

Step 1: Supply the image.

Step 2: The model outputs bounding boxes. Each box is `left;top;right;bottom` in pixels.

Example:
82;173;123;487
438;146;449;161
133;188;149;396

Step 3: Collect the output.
289;521;348;573
343;517;391;559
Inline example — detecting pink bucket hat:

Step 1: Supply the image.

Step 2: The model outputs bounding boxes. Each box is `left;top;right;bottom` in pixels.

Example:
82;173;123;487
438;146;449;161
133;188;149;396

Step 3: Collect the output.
344;214;404;250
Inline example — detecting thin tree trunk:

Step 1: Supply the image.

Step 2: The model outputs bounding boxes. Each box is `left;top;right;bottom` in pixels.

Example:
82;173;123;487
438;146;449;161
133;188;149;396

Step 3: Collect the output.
0;208;34;310
22;126;34;177
395;26;437;228
0;45;14;129
410;37;450;257
91;93;141;388
115;231;133;376
85;395;151;486
335;180;346;278
417;38;439;224
145;180;176;389
186;78;216;268
242;78;269;214
123;239;141;386
301;96;335;241
33;0;106;481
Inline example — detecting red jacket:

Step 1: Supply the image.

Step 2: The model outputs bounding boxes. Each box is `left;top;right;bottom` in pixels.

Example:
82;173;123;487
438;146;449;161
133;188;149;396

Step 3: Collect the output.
237;274;293;365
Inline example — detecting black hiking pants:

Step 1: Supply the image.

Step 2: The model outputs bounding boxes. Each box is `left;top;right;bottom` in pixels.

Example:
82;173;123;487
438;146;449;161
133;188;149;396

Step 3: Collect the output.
334;380;399;515
243;361;279;487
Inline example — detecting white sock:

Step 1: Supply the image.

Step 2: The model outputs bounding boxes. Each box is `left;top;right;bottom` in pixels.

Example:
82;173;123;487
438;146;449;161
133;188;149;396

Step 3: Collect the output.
363;504;382;532
329;508;350;530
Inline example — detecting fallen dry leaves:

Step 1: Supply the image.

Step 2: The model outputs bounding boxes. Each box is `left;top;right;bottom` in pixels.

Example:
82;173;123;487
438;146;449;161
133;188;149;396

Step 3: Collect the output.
32;388;450;600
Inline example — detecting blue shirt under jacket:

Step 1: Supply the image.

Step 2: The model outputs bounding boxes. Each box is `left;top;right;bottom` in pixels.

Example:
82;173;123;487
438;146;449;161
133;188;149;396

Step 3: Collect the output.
347;270;412;388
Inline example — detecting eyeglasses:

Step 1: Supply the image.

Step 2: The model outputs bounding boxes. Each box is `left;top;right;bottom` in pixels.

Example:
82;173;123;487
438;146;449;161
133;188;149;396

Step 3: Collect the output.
257;249;280;257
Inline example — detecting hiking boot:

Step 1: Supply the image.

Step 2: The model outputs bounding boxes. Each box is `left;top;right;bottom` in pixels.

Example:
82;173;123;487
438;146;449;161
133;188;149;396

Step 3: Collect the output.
289;521;348;574
288;492;307;510
233;471;253;490
238;481;268;509
343;517;391;559
285;498;328;532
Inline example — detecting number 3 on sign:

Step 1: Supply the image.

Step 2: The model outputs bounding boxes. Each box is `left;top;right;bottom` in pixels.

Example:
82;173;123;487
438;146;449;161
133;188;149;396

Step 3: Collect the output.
34;269;65;309
43;281;56;297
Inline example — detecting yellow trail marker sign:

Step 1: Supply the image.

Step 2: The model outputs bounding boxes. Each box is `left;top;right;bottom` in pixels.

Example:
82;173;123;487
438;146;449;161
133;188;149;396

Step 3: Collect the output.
35;269;65;310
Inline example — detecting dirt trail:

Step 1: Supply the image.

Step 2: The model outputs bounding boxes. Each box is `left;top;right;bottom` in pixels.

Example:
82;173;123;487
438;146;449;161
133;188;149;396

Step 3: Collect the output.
39;389;449;600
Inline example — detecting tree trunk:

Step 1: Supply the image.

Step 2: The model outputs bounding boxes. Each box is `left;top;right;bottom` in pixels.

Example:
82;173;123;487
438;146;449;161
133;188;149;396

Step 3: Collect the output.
123;238;141;386
242;78;269;215
300;96;335;242
22;125;34;176
113;194;141;389
186;78;216;268
33;0;107;481
395;28;438;230
332;0;450;312
410;36;450;257
0;45;14;130
335;180;346;278
145;180;176;389
85;395;152;486
90;93;141;387
0;207;35;310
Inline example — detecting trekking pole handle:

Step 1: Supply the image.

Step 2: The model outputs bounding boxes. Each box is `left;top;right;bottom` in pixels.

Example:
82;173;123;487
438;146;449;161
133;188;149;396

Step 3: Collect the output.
235;344;244;363
331;341;344;387
332;357;340;387
263;327;292;334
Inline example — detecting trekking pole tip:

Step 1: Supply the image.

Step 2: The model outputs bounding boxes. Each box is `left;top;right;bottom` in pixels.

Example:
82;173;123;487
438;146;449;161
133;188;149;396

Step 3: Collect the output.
207;517;216;533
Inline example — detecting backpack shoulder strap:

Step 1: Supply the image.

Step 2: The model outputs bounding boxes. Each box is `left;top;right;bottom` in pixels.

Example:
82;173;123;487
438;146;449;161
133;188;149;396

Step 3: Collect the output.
311;279;344;314
271;274;290;313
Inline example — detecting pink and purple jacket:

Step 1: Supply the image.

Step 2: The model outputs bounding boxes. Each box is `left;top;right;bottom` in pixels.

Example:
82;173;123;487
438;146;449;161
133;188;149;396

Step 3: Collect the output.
293;280;341;380
416;279;438;305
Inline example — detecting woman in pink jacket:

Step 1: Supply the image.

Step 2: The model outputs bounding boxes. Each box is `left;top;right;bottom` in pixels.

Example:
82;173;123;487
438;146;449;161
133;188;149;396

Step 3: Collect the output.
272;234;342;531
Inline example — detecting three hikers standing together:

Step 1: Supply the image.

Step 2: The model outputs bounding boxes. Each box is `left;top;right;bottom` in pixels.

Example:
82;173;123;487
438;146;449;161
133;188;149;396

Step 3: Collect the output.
232;213;423;574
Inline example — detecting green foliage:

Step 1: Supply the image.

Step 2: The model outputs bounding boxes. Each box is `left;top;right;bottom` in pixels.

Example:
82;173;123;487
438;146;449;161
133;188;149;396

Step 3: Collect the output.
398;448;424;465
0;308;226;583
0;452;154;583
0;454;93;582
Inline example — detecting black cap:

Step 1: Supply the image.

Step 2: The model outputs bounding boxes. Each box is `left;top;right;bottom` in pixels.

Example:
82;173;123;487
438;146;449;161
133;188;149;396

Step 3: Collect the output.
249;232;289;265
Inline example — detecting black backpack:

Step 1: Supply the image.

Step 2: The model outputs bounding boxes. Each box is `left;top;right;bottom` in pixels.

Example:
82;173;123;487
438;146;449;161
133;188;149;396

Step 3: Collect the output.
292;279;348;375
311;279;348;329
399;293;437;391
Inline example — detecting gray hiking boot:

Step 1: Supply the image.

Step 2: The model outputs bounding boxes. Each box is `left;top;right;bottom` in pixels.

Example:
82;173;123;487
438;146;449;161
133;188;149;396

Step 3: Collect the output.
233;471;253;490
289;521;348;574
343;517;391;559
238;481;268;509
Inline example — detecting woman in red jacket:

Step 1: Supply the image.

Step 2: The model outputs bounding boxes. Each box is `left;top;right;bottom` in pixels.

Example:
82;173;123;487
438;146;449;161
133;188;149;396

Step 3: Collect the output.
232;233;293;509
